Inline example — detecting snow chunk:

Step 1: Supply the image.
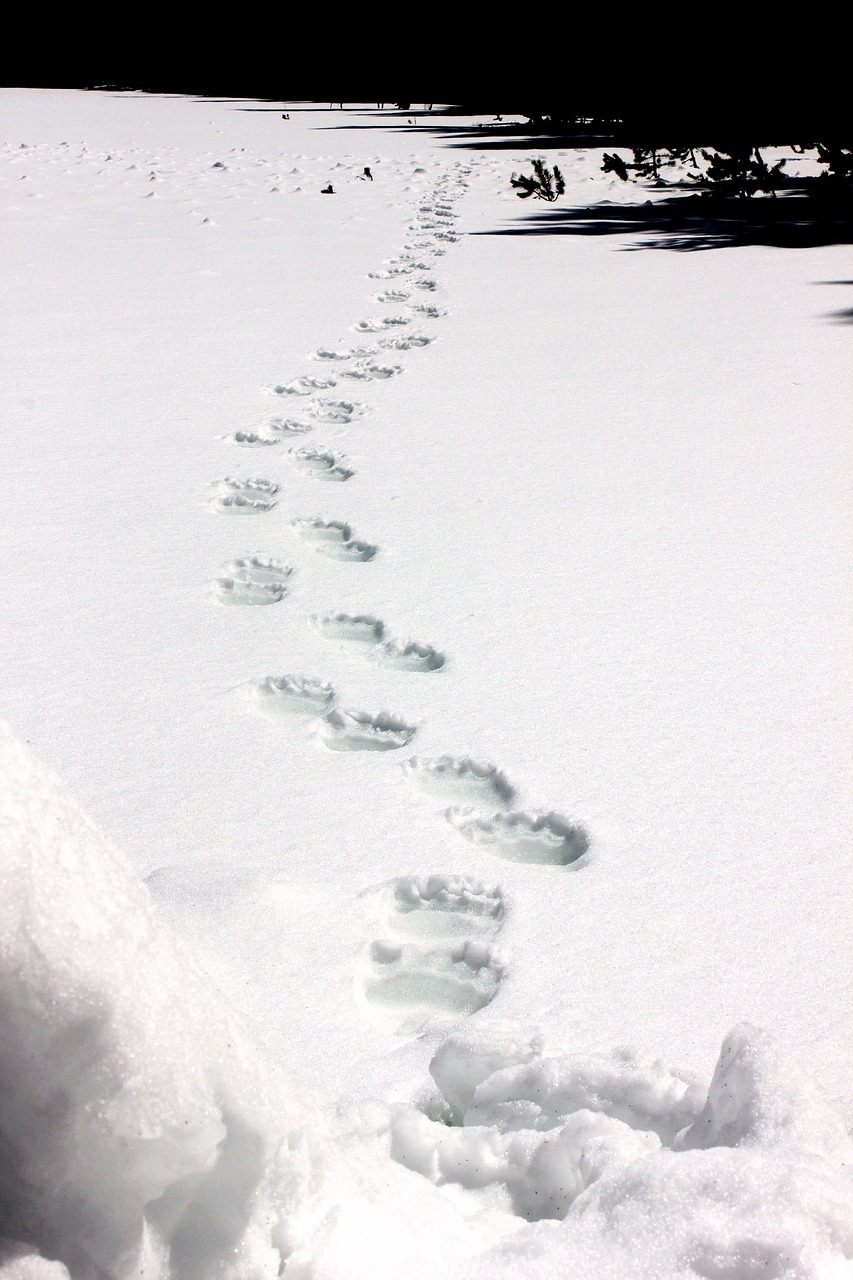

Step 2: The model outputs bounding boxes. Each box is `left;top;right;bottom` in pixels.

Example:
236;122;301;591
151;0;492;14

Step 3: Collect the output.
429;1018;545;1115
674;1022;853;1162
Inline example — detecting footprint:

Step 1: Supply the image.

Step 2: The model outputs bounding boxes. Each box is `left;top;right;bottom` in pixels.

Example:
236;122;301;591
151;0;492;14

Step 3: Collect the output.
291;516;353;544
213;477;278;498
338;361;402;382
268;417;314;435
316;538;378;562
313;345;378;362
445;809;589;866
370;875;505;941
410;304;447;319
353;315;411;333
291;519;377;561
357;941;504;1034
253;674;336;717
413;278;439;292
225;431;280;447
378;334;433;350
402;756;515;806
210;478;278;514
287;446;354;481
367;266;412;279
374;290;410;303
311;612;385;645
211;494;277;514
374;639;445;672
319;708;416;752
353;318;388;333
308;398;365;424
356;877;506;1036
215;557;293;604
270;375;337;395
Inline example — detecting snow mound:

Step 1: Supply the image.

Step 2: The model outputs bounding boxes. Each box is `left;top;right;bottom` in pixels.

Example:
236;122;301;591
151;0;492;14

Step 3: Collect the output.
0;721;312;1279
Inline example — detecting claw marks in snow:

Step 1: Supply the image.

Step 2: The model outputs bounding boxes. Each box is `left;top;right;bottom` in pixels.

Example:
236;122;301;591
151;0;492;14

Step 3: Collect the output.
356;875;506;1034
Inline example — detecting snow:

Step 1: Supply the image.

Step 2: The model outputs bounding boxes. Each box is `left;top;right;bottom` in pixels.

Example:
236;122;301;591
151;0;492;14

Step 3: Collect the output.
1;92;851;1277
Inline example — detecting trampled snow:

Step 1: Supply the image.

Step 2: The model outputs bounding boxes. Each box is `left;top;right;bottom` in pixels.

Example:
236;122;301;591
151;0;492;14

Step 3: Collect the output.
1;93;851;1277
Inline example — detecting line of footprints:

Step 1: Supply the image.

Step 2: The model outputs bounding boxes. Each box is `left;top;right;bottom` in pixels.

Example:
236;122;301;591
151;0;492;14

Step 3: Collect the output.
209;164;590;1036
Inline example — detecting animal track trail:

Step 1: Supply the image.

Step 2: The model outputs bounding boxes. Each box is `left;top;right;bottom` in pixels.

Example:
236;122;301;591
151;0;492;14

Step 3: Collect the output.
356;875;506;1035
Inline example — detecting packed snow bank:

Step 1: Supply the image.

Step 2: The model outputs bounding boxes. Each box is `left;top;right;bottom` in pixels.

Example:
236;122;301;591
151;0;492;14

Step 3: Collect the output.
2;720;851;1279
0;720;321;1277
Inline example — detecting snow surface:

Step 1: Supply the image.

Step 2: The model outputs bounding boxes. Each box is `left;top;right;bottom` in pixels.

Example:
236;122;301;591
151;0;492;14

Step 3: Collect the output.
1;93;851;1278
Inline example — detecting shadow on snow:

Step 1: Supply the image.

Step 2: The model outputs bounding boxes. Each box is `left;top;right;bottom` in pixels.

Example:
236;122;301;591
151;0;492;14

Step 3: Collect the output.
481;191;853;252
